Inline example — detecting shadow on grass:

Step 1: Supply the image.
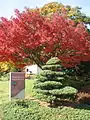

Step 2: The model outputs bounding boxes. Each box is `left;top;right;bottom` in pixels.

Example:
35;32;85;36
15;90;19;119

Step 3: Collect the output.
75;103;90;110
49;100;90;110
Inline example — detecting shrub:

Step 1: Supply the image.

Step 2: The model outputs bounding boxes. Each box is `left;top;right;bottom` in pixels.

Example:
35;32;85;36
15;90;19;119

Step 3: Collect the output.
76;85;90;105
1;99;90;120
77;92;90;105
34;57;77;105
0;73;9;81
63;61;90;89
0;100;41;120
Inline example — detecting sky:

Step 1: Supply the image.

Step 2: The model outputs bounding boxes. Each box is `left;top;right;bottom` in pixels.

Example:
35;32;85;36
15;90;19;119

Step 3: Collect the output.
0;0;90;18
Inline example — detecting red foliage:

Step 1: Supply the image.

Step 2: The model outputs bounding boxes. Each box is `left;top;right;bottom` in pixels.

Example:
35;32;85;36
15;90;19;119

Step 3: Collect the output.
0;9;90;68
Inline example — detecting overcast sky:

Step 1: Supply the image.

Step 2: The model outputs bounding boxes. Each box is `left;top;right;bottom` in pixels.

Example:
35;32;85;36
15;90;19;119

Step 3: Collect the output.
0;0;90;18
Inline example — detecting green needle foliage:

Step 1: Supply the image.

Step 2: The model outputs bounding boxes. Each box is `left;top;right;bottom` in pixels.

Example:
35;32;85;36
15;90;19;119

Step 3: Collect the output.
34;57;77;106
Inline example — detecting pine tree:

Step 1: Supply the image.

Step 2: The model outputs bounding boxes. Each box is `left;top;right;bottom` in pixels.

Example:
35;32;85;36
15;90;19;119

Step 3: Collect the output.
34;57;77;105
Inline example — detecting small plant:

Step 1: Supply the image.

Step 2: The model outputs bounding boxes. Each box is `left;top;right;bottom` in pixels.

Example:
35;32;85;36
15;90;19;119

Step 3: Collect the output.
34;57;77;106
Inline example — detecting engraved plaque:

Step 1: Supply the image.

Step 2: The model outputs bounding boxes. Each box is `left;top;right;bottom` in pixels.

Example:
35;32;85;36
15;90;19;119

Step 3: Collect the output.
9;72;25;100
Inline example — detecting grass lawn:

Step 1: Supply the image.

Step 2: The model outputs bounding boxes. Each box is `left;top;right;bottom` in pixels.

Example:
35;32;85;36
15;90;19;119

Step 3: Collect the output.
25;79;35;97
0;79;35;104
0;81;9;104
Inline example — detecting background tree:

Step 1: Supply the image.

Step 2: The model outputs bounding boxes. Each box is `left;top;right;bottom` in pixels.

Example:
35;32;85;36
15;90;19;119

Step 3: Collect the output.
0;61;22;81
34;57;77;106
0;61;15;73
40;2;90;25
0;61;20;81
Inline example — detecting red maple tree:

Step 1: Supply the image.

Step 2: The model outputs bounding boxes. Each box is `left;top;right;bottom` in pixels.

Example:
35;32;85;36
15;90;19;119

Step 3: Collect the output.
0;9;90;68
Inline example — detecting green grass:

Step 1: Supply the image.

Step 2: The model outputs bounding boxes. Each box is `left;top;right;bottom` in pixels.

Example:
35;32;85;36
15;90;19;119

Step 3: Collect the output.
25;79;35;97
0;79;35;104
0;81;9;104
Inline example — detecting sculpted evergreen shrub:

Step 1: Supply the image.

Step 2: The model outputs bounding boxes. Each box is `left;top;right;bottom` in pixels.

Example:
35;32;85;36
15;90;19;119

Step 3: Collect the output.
34;57;77;105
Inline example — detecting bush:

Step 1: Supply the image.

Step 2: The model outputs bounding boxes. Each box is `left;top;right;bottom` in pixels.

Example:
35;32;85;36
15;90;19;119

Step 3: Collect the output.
0;99;42;120
34;57;77;105
1;99;90;120
63;61;90;89
77;92;90;105
0;73;9;81
76;85;90;105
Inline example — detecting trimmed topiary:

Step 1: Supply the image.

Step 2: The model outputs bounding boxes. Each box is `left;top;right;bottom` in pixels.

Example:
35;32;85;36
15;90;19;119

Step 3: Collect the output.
34;57;77;105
